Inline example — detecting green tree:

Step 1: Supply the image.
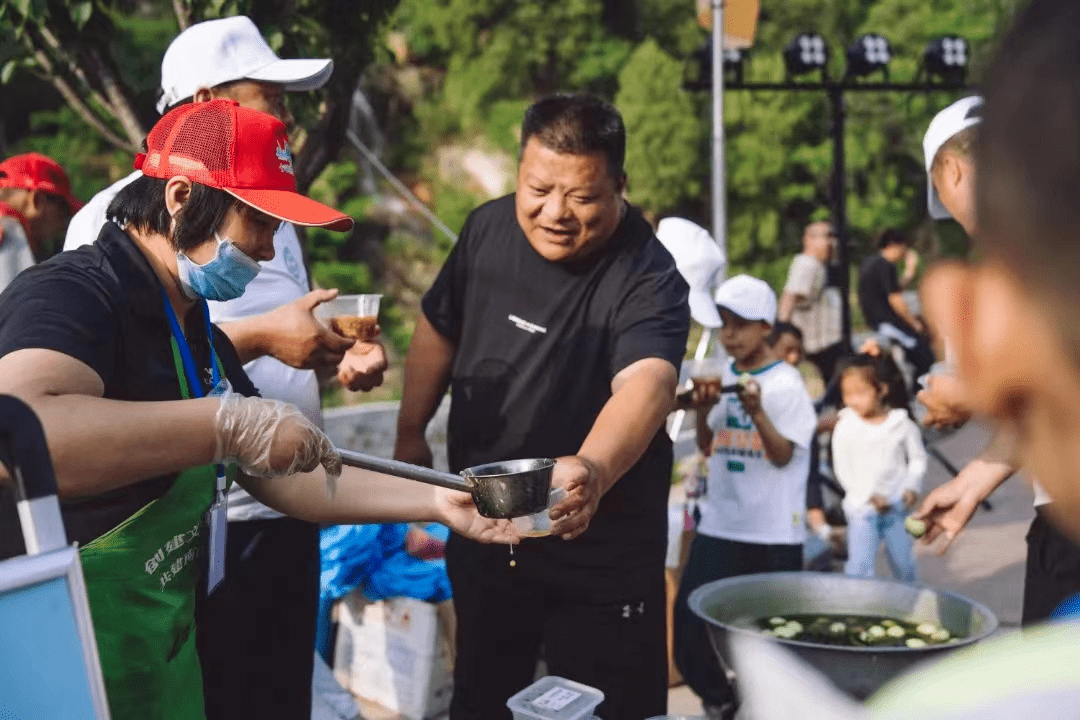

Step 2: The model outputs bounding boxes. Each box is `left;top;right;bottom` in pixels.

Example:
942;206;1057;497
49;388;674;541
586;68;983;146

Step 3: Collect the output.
390;0;633;136
616;39;706;215
0;0;400;190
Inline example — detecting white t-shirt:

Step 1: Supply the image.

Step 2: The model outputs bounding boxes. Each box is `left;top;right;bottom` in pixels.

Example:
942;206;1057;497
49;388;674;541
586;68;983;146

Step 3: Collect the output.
698;359;817;545
64;174;322;522
0;216;35;293
831;407;927;516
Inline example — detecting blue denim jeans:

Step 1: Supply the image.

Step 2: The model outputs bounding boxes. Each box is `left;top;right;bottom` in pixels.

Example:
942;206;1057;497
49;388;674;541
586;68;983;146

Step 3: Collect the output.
844;503;918;582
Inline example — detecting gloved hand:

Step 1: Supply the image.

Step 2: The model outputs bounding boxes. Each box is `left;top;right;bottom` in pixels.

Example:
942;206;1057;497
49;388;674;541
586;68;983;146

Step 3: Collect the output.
214;393;342;482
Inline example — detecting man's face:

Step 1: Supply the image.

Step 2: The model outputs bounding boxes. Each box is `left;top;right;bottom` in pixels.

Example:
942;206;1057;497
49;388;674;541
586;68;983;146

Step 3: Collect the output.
773;332;805;367
803;222;834;262
933;152;977;235
881;242;908;264
515;137;626;264
718;308;771;363
25;190;70;257
214;80;293;128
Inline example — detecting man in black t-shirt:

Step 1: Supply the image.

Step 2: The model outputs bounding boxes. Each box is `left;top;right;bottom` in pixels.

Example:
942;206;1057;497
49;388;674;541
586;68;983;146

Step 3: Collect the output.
857;229;934;387
394;95;690;720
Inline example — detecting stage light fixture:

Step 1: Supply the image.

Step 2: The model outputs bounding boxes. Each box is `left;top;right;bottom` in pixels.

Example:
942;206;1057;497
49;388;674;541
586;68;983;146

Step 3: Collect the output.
785;33;828;77
924;36;968;83
846;33;891;79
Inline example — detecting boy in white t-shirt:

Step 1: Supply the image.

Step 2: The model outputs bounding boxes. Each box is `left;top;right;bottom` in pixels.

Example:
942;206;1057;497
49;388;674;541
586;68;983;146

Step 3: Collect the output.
673;275;817;718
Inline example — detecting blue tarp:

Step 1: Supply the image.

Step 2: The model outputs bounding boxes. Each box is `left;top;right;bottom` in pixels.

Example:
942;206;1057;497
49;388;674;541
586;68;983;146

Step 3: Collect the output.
320;523;451;603
316;523;451;660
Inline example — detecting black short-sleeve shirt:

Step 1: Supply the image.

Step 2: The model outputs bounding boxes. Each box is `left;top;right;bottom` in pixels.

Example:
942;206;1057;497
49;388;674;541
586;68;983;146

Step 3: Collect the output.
858;254;912;333
0;222;258;549
423;195;690;598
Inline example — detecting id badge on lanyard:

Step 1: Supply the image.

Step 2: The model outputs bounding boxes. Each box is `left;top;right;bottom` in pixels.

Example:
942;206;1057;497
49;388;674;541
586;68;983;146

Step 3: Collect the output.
162;291;231;595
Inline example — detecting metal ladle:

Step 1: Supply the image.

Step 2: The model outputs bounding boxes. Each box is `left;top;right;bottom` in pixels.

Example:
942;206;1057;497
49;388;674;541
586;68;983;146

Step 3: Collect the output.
337;448;555;519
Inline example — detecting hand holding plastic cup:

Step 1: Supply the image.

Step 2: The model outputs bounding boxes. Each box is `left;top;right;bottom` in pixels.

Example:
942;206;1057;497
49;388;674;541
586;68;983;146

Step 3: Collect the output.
315;293;382;341
511;487;568;538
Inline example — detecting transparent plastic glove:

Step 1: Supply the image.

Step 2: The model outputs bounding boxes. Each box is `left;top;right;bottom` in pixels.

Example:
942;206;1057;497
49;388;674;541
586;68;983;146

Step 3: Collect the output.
214;393;342;485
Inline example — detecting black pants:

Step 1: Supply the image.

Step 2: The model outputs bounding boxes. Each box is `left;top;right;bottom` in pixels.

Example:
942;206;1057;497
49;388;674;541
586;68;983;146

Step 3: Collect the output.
446;544;667;720
1022;506;1080;625
195;517;320;719
673;534;802;709
806;342;846;387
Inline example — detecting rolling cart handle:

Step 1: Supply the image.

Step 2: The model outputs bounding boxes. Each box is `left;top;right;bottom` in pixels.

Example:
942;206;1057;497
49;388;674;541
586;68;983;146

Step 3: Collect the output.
0;394;68;555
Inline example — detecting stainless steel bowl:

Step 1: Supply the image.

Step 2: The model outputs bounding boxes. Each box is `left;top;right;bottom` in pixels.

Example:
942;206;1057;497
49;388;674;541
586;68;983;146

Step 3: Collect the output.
464;458;555;519
688;571;998;699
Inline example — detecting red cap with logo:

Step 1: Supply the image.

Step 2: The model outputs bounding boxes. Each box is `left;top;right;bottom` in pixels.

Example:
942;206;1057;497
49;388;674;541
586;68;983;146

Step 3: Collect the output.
0;153;83;213
135;99;353;231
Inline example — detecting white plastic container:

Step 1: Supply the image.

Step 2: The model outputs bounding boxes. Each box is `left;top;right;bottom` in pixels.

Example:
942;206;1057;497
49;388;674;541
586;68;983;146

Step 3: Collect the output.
506;675;605;720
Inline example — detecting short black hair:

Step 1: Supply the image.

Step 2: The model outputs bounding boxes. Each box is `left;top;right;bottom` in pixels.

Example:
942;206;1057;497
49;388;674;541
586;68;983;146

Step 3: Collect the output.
977;0;1080;359
767;321;803;347
520;94;626;182
107;175;240;253
877;228;908;250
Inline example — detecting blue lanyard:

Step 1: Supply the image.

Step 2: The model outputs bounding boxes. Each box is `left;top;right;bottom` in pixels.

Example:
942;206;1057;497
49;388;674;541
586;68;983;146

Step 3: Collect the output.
161;289;227;493
160;289;220;398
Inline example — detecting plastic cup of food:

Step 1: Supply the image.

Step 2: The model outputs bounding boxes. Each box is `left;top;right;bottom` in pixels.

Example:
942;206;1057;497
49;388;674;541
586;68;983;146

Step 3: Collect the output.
511;487;568;538
687;357;726;395
316;294;382;341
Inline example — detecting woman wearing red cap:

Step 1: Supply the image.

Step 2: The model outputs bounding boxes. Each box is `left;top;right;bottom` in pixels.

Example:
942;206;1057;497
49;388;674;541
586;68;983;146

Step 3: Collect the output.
0;100;513;719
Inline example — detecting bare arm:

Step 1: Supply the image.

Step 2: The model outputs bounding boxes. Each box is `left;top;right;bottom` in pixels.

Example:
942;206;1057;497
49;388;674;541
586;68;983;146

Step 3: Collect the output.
393;314;456;466
888;293;925;334
0;349;218;498
550;358;679;538
697;404;714;454
913;427;1018;549
777;290;803;323
237;457;514;545
219;289;353;367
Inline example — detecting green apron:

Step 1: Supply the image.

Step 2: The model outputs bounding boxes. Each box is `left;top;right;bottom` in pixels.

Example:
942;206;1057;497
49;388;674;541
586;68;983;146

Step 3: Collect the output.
78;299;232;719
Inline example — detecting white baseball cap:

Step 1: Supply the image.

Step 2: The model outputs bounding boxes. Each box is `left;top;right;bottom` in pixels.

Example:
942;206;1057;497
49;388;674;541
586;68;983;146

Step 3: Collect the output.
655;217;726;328
923;95;983;220
157;16;333;113
714;274;776;325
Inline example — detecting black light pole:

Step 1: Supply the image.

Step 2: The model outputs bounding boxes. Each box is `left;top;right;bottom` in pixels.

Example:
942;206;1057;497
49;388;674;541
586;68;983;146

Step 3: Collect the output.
828;85;852;346
686;34;972;350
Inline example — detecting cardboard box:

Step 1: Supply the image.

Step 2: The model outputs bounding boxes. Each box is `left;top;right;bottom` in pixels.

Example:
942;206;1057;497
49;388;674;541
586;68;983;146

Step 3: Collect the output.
334;594;455;720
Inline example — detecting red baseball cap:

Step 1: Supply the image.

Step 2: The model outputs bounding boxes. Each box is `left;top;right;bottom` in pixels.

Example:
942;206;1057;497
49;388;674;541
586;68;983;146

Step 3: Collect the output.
0;153;83;213
135;99;353;231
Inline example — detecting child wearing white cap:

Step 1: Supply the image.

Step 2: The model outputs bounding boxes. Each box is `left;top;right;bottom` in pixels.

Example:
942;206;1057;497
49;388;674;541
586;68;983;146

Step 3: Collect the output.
673;274;817;718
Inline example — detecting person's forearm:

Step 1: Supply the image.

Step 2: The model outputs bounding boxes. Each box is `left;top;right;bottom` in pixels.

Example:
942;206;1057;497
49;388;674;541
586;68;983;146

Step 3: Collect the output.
240;465;444;525
777;291;800;323
888;294;922;332
578;361;678;495
696;408;713;455
953;454;1015;502
396;314;455;438
218;315;269;364
750;409;795;467
24;394;219;499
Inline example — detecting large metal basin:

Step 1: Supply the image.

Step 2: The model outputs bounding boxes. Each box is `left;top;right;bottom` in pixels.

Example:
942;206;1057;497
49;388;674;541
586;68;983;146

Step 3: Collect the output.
688;571;998;700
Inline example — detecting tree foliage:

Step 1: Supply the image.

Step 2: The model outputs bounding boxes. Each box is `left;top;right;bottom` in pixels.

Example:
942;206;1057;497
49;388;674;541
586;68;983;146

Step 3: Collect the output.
0;0;400;191
616;39;706;215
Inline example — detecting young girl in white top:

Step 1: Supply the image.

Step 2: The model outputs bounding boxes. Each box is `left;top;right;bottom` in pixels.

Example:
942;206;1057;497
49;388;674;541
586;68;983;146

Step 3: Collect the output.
832;354;927;582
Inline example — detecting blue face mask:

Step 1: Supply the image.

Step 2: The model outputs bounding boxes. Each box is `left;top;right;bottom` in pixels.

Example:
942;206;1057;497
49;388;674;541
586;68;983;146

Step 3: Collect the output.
176;231;262;302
